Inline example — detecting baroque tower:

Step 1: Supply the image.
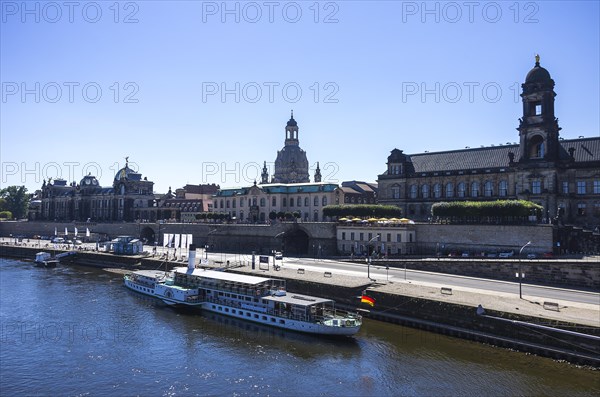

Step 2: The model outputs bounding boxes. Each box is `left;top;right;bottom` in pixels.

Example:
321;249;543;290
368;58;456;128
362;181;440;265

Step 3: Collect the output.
517;55;561;163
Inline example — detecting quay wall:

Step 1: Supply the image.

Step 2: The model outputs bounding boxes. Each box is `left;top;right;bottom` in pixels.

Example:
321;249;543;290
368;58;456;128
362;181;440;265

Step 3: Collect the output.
378;259;600;290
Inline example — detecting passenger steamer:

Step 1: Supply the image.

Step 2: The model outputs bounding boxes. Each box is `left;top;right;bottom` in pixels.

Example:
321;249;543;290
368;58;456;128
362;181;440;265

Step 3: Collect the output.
124;246;362;336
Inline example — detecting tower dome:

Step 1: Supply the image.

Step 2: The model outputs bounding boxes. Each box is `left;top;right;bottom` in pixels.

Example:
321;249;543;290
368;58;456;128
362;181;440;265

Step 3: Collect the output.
525;54;552;83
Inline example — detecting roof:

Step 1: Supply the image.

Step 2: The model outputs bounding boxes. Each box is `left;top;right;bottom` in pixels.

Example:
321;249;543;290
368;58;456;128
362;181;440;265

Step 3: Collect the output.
174;268;272;285
385;137;600;174
262;293;332;306
216;182;340;196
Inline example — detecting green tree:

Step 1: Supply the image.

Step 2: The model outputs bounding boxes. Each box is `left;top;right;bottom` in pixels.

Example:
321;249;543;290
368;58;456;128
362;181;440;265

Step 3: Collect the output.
0;186;29;219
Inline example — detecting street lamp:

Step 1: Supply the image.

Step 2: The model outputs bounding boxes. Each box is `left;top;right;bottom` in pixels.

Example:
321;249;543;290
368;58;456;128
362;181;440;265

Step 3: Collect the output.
367;234;380;280
518;241;532;299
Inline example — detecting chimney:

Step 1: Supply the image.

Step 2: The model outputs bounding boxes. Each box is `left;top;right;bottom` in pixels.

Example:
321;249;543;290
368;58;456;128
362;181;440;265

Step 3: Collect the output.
187;244;196;271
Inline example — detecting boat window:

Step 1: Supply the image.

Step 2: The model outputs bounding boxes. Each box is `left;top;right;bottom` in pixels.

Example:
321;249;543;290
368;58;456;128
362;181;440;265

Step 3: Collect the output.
254;314;258;319
262;316;267;321
270;318;276;323
247;313;251;317
279;320;285;324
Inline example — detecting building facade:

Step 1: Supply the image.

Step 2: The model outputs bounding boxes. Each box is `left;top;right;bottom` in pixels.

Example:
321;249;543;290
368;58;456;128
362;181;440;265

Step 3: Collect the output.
38;160;156;222
336;224;416;256
377;57;600;229
213;182;344;223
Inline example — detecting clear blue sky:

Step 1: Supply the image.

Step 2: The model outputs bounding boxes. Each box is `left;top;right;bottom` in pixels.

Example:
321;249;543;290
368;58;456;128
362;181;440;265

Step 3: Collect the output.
1;1;599;194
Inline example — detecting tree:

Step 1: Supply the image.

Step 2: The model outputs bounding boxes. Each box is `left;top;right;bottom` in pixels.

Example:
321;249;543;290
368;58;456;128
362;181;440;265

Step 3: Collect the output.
0;186;29;219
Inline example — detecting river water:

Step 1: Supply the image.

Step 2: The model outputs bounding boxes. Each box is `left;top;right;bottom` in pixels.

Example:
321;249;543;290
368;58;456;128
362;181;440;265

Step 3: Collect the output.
1;258;598;396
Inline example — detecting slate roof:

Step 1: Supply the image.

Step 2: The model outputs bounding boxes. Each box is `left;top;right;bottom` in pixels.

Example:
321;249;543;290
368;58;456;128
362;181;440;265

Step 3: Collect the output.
386;137;600;175
215;182;339;197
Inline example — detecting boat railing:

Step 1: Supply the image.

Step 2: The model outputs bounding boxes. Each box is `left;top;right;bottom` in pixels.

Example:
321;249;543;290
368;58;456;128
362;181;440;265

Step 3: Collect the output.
204;297;316;322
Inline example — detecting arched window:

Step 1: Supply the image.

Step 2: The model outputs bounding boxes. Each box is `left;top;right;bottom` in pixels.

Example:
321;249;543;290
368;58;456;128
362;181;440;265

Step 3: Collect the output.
484;181;494;197
421;184;430;199
313;211;319;222
297;196;302;207
457;182;466;198
226;200;230;209
283;198;287;207
260;198;266;207
409;185;418;199
445;182;454;198
314;196;319;206
529;135;545;158
272;197;276;206
322;196;327;206
471;182;479;198
499;180;508;197
433;184;442;198
304;197;309;206
290;198;294;207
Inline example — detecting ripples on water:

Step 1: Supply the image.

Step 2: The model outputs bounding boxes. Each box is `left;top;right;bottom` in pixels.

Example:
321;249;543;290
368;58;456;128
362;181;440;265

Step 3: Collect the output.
1;258;598;396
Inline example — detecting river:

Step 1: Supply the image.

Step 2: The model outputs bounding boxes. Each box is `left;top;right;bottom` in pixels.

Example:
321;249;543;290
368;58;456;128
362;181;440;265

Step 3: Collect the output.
1;258;598;396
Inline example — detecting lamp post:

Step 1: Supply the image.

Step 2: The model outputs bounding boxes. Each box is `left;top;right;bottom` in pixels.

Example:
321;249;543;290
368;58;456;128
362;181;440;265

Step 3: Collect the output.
367;234;380;281
518;241;532;299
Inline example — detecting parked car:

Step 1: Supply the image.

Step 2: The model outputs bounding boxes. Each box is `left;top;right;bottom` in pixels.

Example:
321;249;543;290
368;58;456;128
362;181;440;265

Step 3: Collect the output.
51;237;64;243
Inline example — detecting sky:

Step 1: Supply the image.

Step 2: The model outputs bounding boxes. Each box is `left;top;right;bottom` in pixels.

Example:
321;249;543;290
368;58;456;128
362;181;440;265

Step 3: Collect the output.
1;0;599;195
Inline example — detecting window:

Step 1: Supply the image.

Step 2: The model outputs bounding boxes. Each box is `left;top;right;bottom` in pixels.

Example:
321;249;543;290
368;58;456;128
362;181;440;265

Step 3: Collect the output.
396;234;401;242
322;196;327;206
314;196;318;206
359;232;364;241
445;183;454;198
350;232;355;240
387;233;391;242
532;180;542;195
562;182;569;194
470;182;479;198
226;200;230;209
499;180;508;197
457;182;466;198
421;184;430;199
535;104;542;115
260;198;266;207
409;185;418;199
391;185;400;199
283;198;287;207
232;199;236;208
304;197;309;206
290;198;294;207
240;198;245;207
272;197;276;206
484;181;494;197
433;184;442;198
577;181;586;195
341;232;346;240
594;203;600;216
577;203;586;216
297;197;302;207
594;180;600;194
220;200;224;209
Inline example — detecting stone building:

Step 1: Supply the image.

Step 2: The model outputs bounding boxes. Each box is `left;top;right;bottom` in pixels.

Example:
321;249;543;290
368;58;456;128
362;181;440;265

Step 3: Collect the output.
337;223;416;256
377;56;600;229
213;181;343;223
38;159;156;222
340;181;378;204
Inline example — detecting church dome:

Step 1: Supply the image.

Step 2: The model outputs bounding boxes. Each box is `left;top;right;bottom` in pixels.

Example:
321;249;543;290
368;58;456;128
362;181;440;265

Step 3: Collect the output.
525;56;552;83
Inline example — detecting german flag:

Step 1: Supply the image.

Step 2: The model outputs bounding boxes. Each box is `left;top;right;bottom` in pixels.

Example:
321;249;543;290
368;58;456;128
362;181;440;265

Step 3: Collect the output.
361;295;375;307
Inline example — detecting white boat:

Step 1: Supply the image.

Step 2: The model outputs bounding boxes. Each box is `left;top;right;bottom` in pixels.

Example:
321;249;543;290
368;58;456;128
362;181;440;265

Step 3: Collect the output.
34;252;60;268
124;256;362;336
